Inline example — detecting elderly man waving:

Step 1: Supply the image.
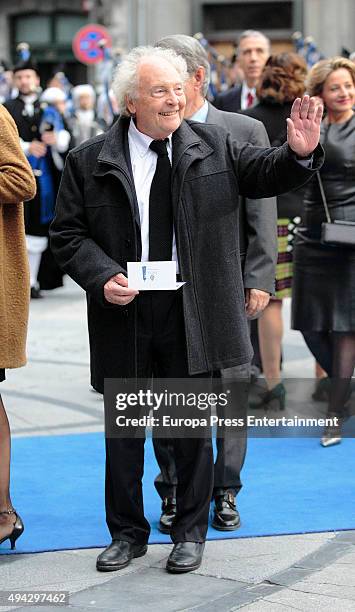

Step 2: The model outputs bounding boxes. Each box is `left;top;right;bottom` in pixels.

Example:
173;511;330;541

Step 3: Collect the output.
50;45;323;574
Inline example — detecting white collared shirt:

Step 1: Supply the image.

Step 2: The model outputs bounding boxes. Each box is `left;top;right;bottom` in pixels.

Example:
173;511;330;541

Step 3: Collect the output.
189;99;209;123
240;82;257;110
128;118;178;265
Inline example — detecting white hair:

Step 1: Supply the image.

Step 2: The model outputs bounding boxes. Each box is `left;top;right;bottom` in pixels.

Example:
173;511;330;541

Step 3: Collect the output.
112;45;188;116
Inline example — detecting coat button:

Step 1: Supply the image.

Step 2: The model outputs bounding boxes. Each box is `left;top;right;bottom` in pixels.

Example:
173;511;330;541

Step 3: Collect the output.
125;239;131;247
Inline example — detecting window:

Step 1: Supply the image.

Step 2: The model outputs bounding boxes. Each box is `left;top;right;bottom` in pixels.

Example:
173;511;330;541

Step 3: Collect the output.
203;2;293;32
14;15;51;45
55;15;88;45
12;13;87;63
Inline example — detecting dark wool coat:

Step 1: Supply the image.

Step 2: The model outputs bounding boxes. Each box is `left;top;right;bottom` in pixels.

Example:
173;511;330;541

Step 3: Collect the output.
50;117;323;392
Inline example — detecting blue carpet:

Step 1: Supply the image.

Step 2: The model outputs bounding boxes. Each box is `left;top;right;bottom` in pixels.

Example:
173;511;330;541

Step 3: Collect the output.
1;433;354;554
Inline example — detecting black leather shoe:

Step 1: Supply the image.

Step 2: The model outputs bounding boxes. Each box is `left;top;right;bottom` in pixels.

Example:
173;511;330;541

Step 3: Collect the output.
158;497;176;534
166;542;204;573
96;540;147;572
30;286;43;299
212;491;241;531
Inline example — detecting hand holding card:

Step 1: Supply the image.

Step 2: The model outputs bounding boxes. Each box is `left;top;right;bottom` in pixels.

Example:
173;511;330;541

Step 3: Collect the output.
127;261;185;291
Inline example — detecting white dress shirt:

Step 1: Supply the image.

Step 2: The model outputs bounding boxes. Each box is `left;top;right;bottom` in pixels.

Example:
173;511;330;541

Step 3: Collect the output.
240;82;257;110
128;118;178;265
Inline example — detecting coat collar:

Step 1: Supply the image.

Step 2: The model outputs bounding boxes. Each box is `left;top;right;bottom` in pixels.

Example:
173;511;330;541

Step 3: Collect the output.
205;101;220;124
96;116;132;176
95;116;213;176
172;119;213;176
94;117;141;228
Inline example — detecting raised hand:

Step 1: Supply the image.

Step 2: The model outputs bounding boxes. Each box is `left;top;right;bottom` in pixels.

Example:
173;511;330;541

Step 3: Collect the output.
286;95;323;158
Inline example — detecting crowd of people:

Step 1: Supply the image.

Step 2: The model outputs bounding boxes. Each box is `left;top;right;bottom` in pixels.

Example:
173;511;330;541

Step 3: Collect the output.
0;28;354;574
0;59;119;298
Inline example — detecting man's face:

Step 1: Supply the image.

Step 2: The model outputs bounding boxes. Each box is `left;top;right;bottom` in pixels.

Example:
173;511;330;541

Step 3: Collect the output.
127;57;186;139
238;36;269;84
14;69;40;95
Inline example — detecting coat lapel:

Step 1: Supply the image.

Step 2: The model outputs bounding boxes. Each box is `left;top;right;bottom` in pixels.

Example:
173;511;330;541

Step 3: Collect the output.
93;118;214;234
171;120;214;210
93;117;141;228
172;120;213;171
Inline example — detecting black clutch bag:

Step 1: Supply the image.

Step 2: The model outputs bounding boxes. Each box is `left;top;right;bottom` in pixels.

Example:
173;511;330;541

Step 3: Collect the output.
317;173;355;248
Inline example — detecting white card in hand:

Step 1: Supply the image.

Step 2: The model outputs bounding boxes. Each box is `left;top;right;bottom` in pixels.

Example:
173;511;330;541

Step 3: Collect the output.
127;261;185;291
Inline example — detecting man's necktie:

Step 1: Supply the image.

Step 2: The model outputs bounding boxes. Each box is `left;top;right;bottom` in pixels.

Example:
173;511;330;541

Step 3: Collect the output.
149;139;173;261
246;92;255;108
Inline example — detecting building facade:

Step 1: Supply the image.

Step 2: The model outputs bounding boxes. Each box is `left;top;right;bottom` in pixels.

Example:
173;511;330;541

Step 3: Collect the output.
0;0;354;87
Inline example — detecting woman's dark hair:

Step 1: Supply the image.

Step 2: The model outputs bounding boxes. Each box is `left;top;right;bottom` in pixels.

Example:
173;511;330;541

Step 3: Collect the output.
257;52;307;103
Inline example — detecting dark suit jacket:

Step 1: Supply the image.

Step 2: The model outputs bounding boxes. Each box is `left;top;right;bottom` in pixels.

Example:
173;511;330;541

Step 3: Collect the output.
213;84;242;112
206;103;277;294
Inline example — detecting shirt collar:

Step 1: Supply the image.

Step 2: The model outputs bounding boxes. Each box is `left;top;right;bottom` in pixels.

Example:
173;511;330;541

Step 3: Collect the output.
20;93;38;104
128;117;173;157
189;99;209;123
241;81;256;98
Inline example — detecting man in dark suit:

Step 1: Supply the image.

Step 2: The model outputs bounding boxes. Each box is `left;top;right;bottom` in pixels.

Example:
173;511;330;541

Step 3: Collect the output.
154;34;277;533
50;46;323;574
213;31;272;382
214;30;270;112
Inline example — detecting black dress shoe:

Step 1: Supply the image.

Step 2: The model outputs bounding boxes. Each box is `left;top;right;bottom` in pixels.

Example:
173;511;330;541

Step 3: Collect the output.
158;497;176;534
96;540;147;572
166;542;204;573
212;491;241;531
30;286;43;299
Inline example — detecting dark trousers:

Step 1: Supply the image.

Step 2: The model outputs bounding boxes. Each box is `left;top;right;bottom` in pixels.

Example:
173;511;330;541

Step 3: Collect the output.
153;363;248;500
105;290;214;544
250;319;262;371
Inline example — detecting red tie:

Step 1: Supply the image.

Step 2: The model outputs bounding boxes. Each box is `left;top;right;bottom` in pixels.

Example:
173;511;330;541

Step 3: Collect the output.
246;92;254;108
